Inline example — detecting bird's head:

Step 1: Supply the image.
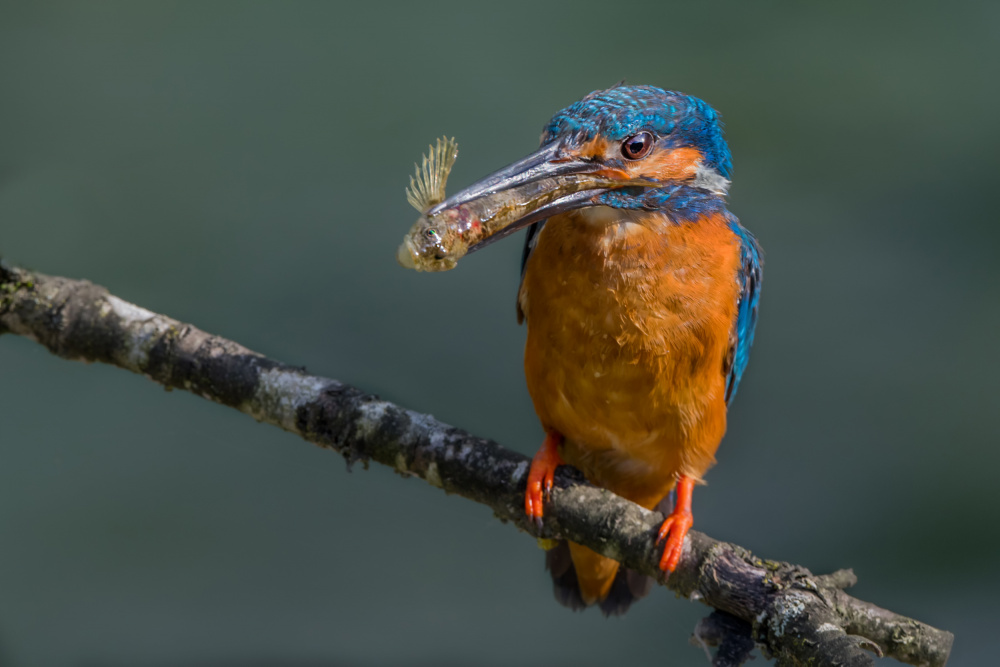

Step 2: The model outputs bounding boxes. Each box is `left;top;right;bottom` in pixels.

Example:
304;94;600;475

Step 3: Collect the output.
398;85;731;271
540;84;731;195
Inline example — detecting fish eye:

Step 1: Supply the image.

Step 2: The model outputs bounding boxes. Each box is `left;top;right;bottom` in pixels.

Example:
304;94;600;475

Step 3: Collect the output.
621;131;654;160
425;228;440;240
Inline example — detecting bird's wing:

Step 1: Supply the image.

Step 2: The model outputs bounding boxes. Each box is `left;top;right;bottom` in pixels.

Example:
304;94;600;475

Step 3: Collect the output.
516;220;546;324
724;219;763;405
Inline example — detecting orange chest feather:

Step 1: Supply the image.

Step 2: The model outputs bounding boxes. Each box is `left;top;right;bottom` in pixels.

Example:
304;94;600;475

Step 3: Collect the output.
519;208;743;493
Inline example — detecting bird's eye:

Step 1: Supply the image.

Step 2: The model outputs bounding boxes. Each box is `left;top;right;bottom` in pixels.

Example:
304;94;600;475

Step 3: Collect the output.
621;131;654;160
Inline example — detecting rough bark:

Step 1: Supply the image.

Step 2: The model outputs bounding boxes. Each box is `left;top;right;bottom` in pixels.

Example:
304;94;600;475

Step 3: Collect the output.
0;261;954;667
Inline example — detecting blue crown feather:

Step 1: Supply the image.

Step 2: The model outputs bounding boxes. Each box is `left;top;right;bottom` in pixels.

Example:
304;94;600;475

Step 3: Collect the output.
542;85;732;179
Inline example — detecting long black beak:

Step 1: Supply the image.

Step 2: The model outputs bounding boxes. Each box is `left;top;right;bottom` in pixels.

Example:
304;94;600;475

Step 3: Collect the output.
426;141;625;254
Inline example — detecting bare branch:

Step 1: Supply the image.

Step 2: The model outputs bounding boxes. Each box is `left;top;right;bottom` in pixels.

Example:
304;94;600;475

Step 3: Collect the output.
0;261;954;667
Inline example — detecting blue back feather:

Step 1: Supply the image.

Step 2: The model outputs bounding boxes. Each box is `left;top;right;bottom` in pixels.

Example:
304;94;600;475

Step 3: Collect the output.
724;217;762;405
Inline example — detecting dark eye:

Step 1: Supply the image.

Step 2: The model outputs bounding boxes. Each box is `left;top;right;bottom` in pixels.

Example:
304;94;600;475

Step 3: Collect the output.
621;131;654;160
425;228;440;240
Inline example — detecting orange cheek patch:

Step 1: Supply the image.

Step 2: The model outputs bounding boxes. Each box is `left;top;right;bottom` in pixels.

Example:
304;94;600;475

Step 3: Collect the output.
636;147;703;182
576;136;613;160
570;140;705;183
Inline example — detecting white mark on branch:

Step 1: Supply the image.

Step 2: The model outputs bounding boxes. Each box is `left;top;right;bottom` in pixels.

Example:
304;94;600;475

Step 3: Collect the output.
104;295;157;323
102;295;167;369
357;401;391;438
769;592;809;638
426;425;446;451
254;368;330;431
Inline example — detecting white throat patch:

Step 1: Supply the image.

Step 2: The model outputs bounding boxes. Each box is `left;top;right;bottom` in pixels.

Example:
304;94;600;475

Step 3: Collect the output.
576;206;647;227
692;162;730;195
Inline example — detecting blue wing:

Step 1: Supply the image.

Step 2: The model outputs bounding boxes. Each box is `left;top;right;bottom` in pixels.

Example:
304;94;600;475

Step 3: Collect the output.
724;218;762;405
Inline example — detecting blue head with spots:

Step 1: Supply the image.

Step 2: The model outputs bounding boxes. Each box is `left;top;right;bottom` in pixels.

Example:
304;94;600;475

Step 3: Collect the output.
542;85;732;183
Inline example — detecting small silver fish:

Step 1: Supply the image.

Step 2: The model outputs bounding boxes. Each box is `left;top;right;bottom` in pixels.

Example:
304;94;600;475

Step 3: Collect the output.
397;137;466;272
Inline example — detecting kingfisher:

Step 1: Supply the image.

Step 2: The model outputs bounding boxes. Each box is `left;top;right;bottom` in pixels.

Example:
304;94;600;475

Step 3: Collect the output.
400;84;762;615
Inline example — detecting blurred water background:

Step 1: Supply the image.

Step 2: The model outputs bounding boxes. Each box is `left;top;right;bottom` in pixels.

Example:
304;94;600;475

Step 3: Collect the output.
0;2;997;665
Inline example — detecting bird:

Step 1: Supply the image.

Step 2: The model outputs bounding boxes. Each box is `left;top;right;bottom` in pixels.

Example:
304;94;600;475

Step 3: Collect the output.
402;84;761;615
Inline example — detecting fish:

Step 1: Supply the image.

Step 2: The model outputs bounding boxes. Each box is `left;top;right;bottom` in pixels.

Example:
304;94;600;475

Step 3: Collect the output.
396;137;466;272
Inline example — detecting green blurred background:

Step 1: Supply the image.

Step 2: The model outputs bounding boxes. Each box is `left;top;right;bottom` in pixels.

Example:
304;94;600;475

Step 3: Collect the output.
0;2;996;665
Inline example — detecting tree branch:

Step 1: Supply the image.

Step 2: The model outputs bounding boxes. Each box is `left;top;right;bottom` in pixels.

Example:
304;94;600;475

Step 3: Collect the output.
0;260;953;667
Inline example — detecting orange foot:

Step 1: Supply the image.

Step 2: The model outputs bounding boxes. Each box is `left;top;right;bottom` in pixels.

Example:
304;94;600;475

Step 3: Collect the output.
525;430;564;525
657;475;695;573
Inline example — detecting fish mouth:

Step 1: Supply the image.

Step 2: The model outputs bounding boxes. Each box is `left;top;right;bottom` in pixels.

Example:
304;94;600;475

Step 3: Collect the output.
396;241;416;270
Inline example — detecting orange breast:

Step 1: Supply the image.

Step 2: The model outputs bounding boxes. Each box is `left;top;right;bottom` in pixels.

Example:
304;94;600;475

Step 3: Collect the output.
519;208;742;509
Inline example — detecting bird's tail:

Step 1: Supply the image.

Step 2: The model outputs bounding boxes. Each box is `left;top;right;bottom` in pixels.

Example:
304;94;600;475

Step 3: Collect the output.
544;495;670;615
545;541;653;616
